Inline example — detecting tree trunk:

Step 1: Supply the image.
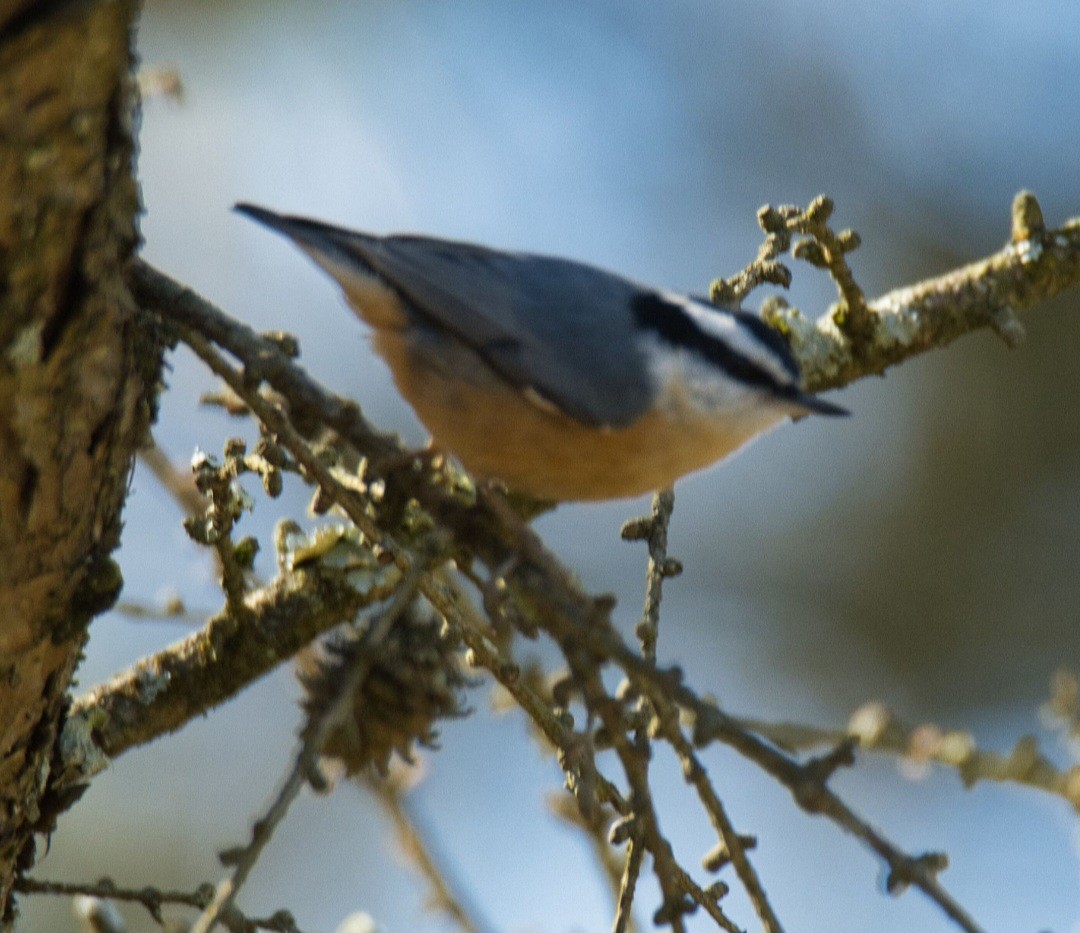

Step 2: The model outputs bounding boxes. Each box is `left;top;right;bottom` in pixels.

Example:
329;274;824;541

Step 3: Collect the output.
0;0;154;923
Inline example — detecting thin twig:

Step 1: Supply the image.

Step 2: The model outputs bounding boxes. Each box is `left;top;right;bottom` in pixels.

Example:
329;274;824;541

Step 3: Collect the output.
628;488;677;662
738;701;1080;812
609;489;677;933
658;710;781;932
626;489;781;931
190;569;426;933
139;439;208;516
14;876;303;933
566;652;739;933
607;645;985;933
434;569;625;815
364;774;499;933
131;262;401;464
612;836;645;933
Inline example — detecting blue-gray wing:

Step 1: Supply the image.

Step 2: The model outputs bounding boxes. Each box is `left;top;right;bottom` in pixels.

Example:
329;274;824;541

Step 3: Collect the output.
336;233;657;428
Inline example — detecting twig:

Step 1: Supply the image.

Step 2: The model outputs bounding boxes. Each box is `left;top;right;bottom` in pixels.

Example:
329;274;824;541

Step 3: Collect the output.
364;774;499;933
596;492;747;928
625;490;780;931
131;262;401;465
612;835;645;933
657;709;780;932
139;439;208;516
436;569;625;816
565;651;739;933
738;700;1080;812
190;568;426;933
621;488;678;662
14;876;303;932
714;197;869;344
441;576;667;930
609;489;677;933
608;645;985;933
186;449;254;616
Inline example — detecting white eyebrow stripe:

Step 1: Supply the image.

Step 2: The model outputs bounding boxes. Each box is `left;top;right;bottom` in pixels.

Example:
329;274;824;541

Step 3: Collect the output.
656;292;798;385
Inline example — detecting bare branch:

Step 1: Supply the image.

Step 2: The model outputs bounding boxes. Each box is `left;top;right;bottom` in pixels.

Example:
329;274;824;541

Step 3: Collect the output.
621;488;679;662
739;697;1080;812
612;835;645;933
15;876;302;933
565;649;739;933
660;713;781;932
613;647;985;933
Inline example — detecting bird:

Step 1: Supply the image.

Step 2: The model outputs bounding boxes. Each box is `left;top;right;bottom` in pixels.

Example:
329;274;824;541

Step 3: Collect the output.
236;204;846;502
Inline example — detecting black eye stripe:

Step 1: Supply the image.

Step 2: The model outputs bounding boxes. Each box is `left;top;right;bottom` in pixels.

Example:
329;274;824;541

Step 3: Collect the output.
631;293;798;394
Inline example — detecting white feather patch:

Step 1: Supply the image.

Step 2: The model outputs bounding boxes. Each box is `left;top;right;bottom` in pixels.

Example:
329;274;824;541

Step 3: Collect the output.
657;292;796;385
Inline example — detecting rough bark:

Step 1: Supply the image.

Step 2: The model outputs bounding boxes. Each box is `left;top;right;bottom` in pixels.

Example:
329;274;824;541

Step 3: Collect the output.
0;0;154;922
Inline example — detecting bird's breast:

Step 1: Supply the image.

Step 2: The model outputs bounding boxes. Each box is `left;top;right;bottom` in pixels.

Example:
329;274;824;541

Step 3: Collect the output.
372;328;788;500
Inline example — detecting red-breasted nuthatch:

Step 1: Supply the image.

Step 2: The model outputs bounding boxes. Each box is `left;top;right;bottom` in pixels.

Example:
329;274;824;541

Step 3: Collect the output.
236;204;847;501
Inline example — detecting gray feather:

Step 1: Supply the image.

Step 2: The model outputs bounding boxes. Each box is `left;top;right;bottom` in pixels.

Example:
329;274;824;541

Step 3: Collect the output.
236;205;655;427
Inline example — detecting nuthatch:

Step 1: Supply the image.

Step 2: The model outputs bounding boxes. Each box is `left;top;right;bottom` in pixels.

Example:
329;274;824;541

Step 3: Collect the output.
236;204;847;501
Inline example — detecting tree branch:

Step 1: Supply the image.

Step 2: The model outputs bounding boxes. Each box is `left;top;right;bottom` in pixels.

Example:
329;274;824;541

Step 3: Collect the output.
14;876;302;933
64;553;403;770
604;640;984;933
739;698;1080;811
769;192;1080;390
117;193;1080;932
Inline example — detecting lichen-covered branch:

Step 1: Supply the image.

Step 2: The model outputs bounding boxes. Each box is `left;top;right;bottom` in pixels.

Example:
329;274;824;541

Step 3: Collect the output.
767;193;1080;390
64;553;403;771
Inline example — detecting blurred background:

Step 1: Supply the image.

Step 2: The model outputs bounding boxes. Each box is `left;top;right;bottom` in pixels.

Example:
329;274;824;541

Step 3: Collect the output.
24;1;1080;931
